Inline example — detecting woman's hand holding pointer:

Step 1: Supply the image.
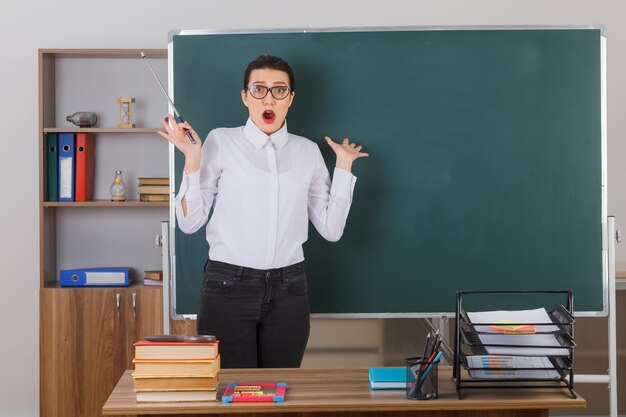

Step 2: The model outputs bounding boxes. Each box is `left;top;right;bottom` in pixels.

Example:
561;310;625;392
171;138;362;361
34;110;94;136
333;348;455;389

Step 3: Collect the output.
157;113;203;174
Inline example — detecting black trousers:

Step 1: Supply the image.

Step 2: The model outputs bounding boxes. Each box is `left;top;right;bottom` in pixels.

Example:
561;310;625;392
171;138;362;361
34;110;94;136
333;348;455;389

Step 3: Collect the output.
197;260;310;369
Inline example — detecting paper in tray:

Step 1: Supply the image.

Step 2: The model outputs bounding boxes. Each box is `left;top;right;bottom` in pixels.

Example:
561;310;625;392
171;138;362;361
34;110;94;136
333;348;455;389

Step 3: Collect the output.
466;308;570;356
466;355;561;379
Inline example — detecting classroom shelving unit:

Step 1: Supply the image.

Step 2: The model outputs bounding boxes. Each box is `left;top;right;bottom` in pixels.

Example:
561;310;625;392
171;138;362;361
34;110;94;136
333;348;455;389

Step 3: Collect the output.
453;290;577;399
37;49;178;417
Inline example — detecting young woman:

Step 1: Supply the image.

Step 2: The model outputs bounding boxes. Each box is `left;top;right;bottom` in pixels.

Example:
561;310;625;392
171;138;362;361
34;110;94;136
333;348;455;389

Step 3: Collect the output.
158;55;368;368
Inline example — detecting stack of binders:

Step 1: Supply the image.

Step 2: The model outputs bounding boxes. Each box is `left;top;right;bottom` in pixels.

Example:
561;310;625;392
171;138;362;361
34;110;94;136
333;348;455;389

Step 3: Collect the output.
132;336;220;402
46;132;95;202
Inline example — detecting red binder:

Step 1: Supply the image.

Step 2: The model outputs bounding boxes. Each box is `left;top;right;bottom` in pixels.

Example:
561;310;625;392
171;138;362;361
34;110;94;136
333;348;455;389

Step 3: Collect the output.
75;133;95;201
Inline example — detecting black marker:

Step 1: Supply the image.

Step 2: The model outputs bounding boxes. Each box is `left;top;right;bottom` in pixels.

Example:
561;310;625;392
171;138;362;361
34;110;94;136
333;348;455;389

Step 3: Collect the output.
140;52;196;144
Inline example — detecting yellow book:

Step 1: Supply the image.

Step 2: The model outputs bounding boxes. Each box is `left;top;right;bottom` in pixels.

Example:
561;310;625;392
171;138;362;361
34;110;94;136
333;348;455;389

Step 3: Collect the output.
133;371;219;391
133;355;220;375
138;177;169;186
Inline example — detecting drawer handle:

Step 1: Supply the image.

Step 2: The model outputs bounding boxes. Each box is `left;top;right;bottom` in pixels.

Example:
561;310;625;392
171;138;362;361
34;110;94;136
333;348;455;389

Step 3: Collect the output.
116;293;121;318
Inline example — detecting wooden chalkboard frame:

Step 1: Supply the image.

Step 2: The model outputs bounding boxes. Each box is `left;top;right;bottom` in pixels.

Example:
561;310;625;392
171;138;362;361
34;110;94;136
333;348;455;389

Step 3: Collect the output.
167;26;607;319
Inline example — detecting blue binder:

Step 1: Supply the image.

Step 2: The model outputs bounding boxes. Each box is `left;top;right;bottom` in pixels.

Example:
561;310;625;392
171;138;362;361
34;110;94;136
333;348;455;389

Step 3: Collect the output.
60;267;132;287
58;133;75;202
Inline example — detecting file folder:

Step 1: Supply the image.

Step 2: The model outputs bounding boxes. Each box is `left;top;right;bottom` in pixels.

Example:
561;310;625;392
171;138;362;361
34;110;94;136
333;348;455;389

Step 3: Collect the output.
46;133;58;201
58;133;75;202
75;133;95;201
60;267;132;287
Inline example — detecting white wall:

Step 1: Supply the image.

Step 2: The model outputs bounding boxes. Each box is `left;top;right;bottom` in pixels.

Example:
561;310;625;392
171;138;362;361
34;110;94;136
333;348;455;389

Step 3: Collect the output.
1;1;625;415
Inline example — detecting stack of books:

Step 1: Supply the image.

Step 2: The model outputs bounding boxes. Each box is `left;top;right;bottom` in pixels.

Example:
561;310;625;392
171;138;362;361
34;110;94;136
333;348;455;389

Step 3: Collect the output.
143;270;163;287
138;177;170;202
133;337;220;402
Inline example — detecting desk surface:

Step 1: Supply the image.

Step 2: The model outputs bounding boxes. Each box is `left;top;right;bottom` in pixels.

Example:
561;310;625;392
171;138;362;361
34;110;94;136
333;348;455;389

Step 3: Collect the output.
103;367;585;416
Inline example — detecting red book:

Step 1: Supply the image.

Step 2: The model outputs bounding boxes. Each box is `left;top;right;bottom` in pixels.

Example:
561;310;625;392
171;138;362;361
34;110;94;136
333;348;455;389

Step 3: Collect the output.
75;133;95;201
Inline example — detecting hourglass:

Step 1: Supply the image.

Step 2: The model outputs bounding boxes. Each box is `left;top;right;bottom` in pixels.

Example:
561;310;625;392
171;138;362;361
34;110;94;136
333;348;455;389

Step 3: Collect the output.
117;97;136;128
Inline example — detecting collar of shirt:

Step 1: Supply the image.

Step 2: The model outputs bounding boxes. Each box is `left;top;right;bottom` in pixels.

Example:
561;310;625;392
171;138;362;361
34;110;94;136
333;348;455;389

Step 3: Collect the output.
243;117;289;150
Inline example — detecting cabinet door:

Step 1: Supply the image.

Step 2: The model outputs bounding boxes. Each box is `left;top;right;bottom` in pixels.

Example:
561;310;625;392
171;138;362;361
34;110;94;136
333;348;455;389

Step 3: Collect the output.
123;287;163;366
40;288;127;417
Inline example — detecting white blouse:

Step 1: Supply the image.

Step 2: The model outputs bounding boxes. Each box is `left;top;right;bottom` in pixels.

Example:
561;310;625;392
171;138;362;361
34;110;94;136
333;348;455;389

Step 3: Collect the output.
175;118;357;270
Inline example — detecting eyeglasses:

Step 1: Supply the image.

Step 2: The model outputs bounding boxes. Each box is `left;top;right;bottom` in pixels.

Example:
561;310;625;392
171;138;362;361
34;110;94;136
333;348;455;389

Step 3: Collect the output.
246;85;292;100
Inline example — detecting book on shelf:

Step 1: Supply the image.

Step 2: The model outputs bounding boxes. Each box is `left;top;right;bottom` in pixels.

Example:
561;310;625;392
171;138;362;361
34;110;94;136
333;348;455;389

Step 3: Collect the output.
138;177;169;186
140;194;170;202
133;355;221;375
134;340;219;360
138;185;169;194
144;270;163;280
143;269;163;286
133;372;219;391
135;389;217;402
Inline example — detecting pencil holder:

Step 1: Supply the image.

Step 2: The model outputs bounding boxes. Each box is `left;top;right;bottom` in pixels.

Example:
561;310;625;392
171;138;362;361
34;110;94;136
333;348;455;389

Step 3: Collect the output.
405;357;439;400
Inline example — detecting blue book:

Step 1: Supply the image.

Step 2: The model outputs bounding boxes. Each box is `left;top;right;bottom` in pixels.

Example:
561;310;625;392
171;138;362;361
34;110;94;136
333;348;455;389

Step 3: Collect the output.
368;367;405;390
60;267;132;287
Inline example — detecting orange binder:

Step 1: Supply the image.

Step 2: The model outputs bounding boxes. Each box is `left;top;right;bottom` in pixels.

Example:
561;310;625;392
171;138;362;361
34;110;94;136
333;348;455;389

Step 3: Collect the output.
75;133;95;201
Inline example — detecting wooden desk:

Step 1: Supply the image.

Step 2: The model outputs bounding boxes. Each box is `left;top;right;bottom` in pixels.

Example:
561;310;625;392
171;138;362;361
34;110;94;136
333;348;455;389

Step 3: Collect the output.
103;367;585;417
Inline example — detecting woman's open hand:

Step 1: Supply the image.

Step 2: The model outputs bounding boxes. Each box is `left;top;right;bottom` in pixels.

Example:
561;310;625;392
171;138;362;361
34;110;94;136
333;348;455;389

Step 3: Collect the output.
325;136;369;172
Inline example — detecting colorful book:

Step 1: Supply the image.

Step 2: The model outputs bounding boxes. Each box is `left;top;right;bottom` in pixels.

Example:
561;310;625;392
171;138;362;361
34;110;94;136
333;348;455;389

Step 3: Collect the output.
368;367;405;390
75;133;95;201
46;133;58;201
221;382;287;403
133;355;221;375
134;341;219;360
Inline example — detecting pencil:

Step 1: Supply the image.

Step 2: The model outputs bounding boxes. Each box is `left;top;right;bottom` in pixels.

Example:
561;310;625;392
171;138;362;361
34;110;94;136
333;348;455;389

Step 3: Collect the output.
421;332;431;362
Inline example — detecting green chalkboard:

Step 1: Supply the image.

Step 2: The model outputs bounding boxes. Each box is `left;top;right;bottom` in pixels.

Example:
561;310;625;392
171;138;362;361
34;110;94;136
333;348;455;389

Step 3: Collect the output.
171;28;604;316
